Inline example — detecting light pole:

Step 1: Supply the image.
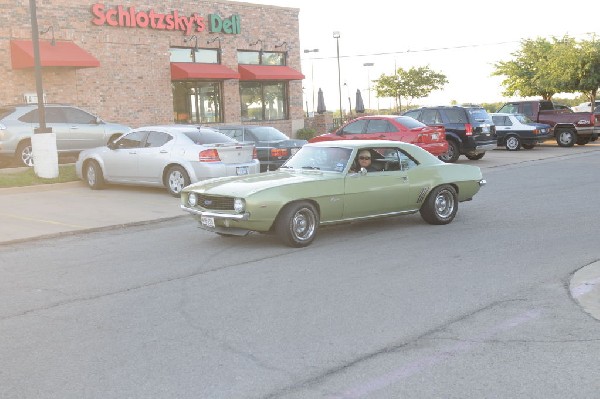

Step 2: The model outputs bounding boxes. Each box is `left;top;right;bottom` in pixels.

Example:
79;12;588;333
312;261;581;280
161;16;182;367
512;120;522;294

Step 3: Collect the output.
363;62;374;111
303;48;319;115
333;31;342;119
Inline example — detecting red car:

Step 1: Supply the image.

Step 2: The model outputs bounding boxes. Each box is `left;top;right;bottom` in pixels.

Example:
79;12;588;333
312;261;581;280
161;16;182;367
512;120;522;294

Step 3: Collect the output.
309;115;448;157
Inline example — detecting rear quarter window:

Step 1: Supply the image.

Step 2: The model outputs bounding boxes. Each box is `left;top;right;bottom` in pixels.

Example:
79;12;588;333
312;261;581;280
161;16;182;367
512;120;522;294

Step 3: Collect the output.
444;109;468;124
467;108;492;123
184;130;236;144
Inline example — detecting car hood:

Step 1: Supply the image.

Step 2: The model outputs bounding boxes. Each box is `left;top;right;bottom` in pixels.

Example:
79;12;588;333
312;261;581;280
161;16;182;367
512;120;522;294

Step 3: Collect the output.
183;169;338;197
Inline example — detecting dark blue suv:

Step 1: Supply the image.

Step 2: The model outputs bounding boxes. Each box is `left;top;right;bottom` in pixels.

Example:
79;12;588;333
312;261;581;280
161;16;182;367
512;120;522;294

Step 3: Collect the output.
403;105;497;163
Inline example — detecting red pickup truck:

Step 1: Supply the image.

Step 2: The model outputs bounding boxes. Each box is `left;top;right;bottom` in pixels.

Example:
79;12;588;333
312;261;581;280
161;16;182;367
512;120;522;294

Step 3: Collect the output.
497;100;600;147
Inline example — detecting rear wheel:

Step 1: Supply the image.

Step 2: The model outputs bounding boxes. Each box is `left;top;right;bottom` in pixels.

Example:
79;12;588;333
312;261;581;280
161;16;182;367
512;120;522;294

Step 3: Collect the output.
15;140;33;167
556;128;576;147
165;165;190;197
84;160;105;190
465;152;485;160
576;136;590;145
420;185;458;225
438;140;460;163
275;201;319;247
505;135;521;151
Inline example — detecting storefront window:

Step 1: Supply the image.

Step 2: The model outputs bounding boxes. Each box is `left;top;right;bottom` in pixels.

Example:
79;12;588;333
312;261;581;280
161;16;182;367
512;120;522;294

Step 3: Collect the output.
172;81;222;124
237;51;285;65
240;82;287;121
170;48;219;63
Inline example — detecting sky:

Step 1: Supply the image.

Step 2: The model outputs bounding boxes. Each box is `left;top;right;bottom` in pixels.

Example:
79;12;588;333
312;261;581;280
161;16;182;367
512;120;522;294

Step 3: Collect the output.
248;0;597;113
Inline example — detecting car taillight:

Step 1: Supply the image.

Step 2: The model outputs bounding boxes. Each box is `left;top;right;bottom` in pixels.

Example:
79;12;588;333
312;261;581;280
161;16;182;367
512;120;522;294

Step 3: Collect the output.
253;148;258;159
533;129;540;135
465;123;473;136
271;148;289;157
199;149;220;162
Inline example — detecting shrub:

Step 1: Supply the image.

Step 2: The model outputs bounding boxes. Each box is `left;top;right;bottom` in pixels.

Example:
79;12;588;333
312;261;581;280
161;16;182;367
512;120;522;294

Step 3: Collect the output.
296;127;316;140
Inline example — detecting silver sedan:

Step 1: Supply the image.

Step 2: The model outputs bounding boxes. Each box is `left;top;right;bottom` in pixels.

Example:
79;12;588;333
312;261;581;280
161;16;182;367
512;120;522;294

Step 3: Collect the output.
76;125;260;196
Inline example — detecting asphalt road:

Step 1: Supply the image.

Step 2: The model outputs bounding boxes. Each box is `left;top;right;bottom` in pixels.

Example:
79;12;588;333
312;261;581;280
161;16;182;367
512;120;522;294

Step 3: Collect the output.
1;144;599;398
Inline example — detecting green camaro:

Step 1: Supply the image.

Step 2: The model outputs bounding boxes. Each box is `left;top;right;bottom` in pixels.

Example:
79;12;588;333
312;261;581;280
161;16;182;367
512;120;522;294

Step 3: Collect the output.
180;140;486;247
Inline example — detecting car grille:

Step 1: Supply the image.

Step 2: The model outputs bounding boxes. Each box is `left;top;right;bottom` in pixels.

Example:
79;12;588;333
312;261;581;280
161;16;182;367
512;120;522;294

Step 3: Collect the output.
197;194;235;211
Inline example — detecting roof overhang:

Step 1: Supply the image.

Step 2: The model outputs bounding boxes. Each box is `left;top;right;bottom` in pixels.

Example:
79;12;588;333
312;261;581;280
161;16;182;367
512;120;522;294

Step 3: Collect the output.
238;65;305;81
10;40;100;69
170;63;240;80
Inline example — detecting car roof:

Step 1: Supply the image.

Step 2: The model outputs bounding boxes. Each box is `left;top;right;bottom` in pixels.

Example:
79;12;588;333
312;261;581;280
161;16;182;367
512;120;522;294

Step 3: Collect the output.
306;139;416;149
131;125;220;134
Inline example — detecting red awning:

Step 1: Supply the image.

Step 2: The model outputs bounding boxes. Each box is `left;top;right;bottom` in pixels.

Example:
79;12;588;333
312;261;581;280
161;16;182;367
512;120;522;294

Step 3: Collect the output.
170;63;240;80
10;40;100;69
238;65;305;81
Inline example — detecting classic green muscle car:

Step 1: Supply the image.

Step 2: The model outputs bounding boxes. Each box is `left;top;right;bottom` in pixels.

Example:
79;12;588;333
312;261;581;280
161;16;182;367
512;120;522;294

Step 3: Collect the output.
180;140;486;247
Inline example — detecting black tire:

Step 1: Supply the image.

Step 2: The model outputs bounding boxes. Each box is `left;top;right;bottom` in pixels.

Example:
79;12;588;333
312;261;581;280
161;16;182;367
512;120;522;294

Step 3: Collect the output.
275;201;319;247
505;135;521;151
522;143;535;150
165;165;190;197
419;185;458;225
15;140;33;167
438;140;460;163
576;136;590;146
465;152;485;160
556;128;576;147
84;160;105;190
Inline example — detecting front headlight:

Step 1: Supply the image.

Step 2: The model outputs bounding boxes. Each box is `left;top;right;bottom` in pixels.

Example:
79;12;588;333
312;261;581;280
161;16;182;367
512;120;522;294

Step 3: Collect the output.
188;192;198;207
233;198;245;213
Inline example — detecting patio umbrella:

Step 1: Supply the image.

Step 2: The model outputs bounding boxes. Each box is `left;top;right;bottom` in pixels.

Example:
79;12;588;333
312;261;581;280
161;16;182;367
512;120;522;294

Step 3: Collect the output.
355;89;365;113
316;88;326;114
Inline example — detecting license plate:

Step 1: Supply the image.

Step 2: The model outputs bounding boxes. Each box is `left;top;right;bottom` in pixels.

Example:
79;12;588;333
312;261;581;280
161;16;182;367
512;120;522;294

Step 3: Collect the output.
482;126;490;133
237;166;248;175
431;133;439;140
201;216;215;228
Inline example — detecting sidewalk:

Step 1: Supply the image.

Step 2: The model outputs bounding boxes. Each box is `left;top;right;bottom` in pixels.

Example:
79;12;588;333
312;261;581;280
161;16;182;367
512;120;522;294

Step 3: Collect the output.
0;181;183;244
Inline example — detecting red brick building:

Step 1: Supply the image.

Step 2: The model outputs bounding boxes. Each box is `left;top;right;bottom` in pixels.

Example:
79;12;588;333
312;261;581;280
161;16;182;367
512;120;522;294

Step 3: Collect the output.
1;0;305;136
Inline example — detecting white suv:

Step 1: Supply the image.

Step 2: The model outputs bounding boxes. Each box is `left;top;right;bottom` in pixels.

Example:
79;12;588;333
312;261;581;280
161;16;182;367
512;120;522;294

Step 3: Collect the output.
0;104;131;167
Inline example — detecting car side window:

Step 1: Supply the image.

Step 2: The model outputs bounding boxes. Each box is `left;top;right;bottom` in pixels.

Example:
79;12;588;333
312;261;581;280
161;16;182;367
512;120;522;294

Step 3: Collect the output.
145;131;172;147
116;131;146;149
421;109;441;124
445;109;466;124
341;119;367;134
20;109;39;123
366;119;395;133
61;107;96;124
492;116;509;126
44;108;66;123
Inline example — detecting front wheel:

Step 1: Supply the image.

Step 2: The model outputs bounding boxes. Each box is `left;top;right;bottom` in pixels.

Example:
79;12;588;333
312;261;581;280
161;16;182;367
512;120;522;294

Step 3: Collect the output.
275;202;319;247
165;165;190;197
84;160;105;190
420;185;458;225
505;135;521;151
556;129;576;147
438;140;460;163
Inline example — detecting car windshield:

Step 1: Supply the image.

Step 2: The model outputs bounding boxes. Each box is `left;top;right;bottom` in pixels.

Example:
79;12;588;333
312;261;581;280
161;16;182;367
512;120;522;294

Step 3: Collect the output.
281;146;352;172
515;114;533;124
248;127;289;141
184;130;236;144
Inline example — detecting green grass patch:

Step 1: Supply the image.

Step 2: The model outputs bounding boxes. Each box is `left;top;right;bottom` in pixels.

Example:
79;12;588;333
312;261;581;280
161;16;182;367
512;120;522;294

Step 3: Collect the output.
0;164;79;188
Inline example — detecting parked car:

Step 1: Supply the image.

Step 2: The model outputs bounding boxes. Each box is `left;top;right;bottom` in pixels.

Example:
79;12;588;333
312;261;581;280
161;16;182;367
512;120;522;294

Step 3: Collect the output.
76;125;260;196
490;113;552;150
0;104;131;167
180;140;486;247
213;125;306;172
403;105;497;163
308;115;448;157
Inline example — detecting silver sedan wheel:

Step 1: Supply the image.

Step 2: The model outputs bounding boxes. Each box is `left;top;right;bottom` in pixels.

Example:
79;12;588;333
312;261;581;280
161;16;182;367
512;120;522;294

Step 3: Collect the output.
166;166;190;197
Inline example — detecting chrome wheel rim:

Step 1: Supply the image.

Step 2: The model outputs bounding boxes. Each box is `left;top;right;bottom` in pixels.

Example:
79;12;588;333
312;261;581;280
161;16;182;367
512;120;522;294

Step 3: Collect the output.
21;146;34;166
506;137;519;150
86;165;96;186
291;207;316;241
434;189;455;219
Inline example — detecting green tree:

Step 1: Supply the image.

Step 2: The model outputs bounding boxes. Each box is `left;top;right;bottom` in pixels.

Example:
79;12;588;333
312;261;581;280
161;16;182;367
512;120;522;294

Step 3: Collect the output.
492;37;556;100
575;36;600;105
373;66;447;113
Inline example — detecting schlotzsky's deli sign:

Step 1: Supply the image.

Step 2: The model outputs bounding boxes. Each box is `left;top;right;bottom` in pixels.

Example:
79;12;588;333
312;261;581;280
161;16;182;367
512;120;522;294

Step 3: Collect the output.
91;4;241;36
